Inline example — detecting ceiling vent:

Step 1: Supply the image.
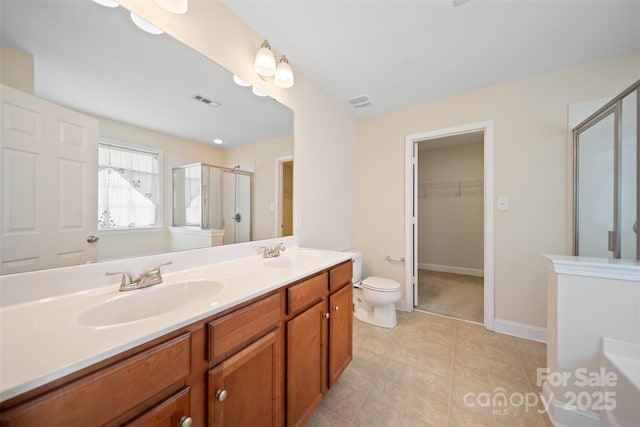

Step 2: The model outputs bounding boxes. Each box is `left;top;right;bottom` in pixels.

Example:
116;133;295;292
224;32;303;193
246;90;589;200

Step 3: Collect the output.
192;94;221;108
349;95;372;109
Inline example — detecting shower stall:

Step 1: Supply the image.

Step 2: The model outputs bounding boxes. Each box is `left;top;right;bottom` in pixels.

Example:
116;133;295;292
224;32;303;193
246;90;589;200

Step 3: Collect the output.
574;80;639;260
173;163;253;245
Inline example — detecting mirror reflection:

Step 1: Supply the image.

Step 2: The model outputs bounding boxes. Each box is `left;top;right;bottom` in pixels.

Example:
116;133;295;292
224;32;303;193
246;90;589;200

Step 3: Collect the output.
0;0;294;275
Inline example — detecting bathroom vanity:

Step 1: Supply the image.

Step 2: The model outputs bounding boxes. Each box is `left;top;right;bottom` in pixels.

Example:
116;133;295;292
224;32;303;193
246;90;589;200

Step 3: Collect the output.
0;245;353;427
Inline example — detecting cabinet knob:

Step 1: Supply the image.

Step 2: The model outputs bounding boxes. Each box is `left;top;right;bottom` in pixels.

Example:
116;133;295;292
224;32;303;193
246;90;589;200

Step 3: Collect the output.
333;305;340;311
323;312;330;319
179;416;192;427
216;389;228;402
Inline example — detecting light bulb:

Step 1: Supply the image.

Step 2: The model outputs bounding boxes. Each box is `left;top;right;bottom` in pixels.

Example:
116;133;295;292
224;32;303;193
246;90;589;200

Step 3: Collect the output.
130;12;164;35
274;56;294;88
254;41;276;77
213;138;223;145
155;0;188;14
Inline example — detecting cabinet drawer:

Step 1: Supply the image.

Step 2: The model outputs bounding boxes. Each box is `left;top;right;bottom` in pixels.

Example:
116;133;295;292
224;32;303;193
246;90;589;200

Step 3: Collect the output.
208;293;281;364
329;261;352;292
287;272;328;315
1;333;191;427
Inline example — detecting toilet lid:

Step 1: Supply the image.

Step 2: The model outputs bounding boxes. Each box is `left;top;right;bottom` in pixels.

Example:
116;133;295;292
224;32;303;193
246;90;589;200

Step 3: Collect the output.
361;277;400;292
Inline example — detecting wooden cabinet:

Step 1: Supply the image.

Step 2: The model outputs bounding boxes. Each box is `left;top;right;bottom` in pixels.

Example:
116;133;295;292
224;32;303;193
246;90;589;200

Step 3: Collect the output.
208;330;282;427
0;260;352;427
125;387;191;427
207;294;283;427
286;300;328;427
328;284;353;387
0;333;192;427
286;261;353;427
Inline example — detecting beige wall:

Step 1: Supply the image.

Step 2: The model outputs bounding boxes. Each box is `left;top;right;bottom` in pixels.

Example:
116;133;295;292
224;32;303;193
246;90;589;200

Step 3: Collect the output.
418;142;484;272
0;45;34;94
225;135;293;240
118;0;357;252
356;53;640;328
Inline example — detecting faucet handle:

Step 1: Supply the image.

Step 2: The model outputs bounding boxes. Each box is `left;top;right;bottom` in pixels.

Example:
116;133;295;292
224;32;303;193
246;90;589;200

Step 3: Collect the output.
150;261;173;273
277;243;286;252
105;271;133;285
144;261;172;286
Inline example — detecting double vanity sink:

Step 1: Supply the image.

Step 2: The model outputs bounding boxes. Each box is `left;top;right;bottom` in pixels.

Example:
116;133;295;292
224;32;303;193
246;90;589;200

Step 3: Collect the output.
0;246;351;404
78;250;325;327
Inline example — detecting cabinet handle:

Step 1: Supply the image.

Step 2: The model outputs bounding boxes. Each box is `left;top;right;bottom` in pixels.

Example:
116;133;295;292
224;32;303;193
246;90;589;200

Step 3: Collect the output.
332;305;340;311
323;312;330;319
179;416;193;427
216;389;228;402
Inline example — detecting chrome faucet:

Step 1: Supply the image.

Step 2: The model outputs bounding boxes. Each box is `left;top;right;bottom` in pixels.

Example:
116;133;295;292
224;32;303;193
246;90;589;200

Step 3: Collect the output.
260;243;286;258
106;261;172;292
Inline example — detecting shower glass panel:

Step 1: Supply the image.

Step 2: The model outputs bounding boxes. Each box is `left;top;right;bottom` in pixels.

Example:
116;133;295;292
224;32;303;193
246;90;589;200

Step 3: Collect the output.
574;80;639;260
620;89;638;260
576;111;616;258
221;170;252;245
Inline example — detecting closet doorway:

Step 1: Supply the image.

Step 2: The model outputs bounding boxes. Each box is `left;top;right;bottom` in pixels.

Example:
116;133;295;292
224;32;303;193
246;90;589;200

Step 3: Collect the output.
405;121;495;329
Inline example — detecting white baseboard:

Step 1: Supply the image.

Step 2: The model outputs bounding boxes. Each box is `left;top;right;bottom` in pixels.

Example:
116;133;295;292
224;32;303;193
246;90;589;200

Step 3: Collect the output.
419;263;484;277
494;318;547;343
542;381;603;427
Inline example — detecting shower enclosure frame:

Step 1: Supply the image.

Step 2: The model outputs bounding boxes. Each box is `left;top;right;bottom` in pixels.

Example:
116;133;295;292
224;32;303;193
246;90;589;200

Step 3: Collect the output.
172;162;254;242
572;79;639;261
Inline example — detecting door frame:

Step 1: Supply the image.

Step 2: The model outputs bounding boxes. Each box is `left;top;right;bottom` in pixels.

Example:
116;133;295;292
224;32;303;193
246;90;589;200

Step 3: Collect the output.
405;120;495;330
274;155;294;237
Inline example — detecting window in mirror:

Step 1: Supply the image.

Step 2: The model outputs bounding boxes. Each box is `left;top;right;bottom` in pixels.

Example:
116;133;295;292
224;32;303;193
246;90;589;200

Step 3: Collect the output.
98;142;161;230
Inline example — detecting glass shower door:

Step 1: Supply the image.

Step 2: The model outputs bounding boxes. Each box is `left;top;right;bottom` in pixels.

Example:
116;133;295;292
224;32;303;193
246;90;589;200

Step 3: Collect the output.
222;170;252;245
576;110;616;258
574;80;639;260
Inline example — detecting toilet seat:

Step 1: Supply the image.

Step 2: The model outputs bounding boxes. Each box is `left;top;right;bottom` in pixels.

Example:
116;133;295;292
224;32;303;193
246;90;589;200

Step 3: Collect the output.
361;277;400;292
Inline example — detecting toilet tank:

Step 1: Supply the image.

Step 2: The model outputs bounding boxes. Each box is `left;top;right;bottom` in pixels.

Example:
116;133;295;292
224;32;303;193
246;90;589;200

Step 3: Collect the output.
349;251;363;284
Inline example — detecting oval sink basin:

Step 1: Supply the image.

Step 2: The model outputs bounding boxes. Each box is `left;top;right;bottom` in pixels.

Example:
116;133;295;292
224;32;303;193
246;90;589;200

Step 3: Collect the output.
78;280;224;327
264;253;323;268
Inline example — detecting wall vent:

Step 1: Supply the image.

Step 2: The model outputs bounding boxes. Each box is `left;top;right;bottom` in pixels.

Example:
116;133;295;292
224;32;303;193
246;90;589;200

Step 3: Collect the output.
192;94;221;108
349;95;372;108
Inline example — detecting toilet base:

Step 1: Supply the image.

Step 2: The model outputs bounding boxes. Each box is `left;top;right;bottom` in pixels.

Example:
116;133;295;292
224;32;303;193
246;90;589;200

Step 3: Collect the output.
354;303;397;328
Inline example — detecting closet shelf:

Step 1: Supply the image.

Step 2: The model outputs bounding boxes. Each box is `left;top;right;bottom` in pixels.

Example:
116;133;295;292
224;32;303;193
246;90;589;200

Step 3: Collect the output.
418;178;483;198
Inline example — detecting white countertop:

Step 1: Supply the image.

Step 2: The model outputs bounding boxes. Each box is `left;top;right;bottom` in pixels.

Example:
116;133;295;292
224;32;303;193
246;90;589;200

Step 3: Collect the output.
0;247;352;402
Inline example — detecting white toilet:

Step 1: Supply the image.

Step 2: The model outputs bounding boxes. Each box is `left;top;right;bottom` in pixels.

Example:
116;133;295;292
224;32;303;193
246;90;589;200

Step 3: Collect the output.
351;251;401;328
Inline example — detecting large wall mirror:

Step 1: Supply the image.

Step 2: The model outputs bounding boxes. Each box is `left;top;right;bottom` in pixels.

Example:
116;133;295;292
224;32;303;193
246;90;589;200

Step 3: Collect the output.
0;0;294;275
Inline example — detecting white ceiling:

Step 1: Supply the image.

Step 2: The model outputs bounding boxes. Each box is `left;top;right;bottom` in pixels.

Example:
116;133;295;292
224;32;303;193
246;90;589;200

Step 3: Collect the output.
225;0;640;118
0;0;293;148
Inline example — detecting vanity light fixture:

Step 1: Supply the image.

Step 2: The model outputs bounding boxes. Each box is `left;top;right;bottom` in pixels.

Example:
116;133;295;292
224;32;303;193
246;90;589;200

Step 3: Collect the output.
254;40;294;88
130;12;164;35
155;0;188;14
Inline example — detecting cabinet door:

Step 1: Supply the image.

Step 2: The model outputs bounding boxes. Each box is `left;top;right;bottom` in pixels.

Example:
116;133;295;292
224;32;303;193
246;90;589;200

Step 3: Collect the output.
208;330;282;427
124;387;191;427
329;284;353;387
286;300;328;427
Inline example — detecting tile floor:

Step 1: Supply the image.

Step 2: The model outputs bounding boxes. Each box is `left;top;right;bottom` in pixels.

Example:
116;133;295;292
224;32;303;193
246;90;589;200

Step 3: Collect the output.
306;310;551;427
418;270;484;324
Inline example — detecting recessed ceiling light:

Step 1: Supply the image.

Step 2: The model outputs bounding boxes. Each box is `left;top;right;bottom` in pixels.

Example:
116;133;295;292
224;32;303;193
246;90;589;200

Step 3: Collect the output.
213;138;223;145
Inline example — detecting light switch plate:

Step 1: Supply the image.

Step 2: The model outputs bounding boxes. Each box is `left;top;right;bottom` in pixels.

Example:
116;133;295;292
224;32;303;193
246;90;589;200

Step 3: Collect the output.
497;196;509;211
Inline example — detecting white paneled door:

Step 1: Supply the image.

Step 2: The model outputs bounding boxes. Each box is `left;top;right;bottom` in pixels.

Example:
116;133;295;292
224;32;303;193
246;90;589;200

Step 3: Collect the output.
1;85;98;274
